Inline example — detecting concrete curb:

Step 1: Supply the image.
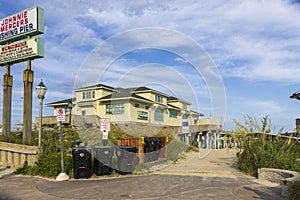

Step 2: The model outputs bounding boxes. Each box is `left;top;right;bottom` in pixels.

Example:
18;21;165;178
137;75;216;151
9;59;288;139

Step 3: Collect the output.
0;167;14;179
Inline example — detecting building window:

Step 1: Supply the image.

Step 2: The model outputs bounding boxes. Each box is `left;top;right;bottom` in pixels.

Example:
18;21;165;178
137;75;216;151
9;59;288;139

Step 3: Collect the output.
155;95;162;103
145;105;150;110
134;103;139;108
106;103;125;115
82;91;95;100
82;110;86;116
169;111;177;118
137;111;148;120
182;103;187;110
154;109;164;122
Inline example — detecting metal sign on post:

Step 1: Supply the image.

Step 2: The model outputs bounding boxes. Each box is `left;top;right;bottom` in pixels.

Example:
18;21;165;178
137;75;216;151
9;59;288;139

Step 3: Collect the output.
100;118;110;146
56;108;65;122
55;107;69;181
0;6;44;45
100;118;110;132
0;37;44;66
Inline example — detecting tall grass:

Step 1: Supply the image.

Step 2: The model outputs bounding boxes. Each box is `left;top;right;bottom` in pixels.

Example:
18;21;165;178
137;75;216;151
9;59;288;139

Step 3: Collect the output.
233;115;300;176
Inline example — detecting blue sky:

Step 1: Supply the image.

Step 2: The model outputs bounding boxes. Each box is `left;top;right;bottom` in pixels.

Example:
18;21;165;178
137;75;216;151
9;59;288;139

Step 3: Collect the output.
0;0;300;133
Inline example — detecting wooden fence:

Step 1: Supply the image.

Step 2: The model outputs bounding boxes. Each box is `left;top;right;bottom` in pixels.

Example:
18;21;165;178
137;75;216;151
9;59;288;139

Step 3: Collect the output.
117;136;168;164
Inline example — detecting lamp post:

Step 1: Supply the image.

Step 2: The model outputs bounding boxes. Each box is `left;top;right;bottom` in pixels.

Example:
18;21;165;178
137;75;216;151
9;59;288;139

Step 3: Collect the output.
68;101;72;127
36;80;47;148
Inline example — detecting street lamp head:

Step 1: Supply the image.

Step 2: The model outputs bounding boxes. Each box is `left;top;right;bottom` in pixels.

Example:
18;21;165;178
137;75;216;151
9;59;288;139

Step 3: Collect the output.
68;101;72;108
36;80;47;99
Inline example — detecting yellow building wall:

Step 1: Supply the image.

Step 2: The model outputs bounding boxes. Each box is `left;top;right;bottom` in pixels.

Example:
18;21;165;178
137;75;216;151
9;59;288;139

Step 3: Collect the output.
165;114;181;126
129;102;150;123
97;101;131;123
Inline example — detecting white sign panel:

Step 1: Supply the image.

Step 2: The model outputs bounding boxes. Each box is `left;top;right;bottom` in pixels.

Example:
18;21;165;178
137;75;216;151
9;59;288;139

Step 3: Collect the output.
100;118;110;132
56;108;65;122
0;37;44;66
0;6;44;44
102;131;108;140
182;121;189;133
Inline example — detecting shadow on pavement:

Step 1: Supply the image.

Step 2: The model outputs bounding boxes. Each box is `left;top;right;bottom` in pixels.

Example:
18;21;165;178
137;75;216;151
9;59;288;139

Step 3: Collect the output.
240;186;282;200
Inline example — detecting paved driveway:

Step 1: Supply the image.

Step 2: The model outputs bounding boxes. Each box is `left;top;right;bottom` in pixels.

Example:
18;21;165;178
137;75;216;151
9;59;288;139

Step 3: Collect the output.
0;149;283;200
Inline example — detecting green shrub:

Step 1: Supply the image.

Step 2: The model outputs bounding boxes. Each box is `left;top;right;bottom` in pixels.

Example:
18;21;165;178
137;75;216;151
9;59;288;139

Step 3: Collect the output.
233;115;300;175
16;153;73;178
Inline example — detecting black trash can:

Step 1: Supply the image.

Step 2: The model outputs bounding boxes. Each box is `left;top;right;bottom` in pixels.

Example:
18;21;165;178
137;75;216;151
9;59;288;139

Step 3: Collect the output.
144;137;153;163
153;138;162;161
72;148;92;179
93;146;114;176
116;146;138;174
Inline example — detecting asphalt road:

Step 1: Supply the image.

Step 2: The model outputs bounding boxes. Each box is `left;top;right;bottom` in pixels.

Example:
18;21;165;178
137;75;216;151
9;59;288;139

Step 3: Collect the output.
0;149;283;200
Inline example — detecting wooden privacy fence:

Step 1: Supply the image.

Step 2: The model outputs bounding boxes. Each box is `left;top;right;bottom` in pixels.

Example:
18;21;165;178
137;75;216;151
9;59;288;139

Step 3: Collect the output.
117;136;168;164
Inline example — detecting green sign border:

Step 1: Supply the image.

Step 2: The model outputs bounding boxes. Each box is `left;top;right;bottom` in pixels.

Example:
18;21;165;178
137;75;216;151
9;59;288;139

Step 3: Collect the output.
0;6;44;45
0;37;44;66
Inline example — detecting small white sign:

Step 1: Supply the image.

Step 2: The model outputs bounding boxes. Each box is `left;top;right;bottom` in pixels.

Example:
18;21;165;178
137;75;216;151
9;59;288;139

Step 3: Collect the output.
56;108;65;122
100;118;110;132
102;130;108;140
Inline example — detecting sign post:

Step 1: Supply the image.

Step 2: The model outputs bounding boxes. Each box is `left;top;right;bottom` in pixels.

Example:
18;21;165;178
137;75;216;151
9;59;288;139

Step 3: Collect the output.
0;6;44;144
56;108;69;181
100;118;110;146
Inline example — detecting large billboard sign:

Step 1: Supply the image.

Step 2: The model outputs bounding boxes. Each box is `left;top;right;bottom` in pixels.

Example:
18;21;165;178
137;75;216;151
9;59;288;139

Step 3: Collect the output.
0;6;44;45
0;37;44;66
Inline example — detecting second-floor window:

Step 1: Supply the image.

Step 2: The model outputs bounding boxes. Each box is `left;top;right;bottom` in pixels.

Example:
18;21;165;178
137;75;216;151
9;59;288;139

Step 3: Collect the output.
155;95;162;103
169;111;177;118
82;91;95;100
182;103;187;110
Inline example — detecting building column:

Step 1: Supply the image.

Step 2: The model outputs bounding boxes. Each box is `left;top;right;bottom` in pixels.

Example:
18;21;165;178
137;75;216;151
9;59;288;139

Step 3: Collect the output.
205;132;209;149
23;60;34;145
2;64;13;139
217;132;220;149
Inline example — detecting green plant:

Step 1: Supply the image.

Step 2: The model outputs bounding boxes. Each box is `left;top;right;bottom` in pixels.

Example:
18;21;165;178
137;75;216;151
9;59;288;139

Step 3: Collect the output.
16;153;73;178
233;115;300;176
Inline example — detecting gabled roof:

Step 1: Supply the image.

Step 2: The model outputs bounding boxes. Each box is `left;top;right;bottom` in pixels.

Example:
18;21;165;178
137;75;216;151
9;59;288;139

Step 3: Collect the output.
46;98;75;107
74;83;115;91
130;86;168;97
99;88;153;103
191;110;204;117
167;96;191;105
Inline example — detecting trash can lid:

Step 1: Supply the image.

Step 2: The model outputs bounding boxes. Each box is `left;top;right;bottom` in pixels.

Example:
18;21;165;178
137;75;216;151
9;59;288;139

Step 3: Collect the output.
117;146;138;153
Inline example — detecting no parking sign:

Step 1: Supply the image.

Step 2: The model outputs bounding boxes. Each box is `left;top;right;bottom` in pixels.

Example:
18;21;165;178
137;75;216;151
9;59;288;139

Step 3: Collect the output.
56;108;65;122
100;118;110;145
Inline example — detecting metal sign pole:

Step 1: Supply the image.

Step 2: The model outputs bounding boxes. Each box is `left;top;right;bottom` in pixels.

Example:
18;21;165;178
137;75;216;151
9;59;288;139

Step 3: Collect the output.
56;108;69;181
60;120;64;173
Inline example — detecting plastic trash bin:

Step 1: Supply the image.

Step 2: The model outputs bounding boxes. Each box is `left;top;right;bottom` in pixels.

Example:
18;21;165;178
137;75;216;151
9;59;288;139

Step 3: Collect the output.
116;146;138;174
144;137;154;162
93;146;114;176
153;138;162;161
72;148;92;179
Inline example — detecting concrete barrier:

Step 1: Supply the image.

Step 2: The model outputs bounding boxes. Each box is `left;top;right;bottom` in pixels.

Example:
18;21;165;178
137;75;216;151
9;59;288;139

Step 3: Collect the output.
258;168;300;185
0;142;41;170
